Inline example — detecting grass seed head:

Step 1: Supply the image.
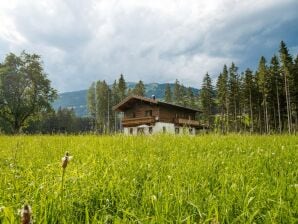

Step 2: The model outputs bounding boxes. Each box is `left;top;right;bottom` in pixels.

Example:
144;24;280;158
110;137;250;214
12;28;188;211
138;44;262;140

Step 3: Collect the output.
61;151;72;169
21;204;32;224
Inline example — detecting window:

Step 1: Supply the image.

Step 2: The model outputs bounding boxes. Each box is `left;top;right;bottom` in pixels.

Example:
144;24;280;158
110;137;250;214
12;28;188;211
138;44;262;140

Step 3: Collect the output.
175;127;179;134
149;127;153;134
137;128;144;135
129;128;133;134
163;126;166;133
145;110;152;117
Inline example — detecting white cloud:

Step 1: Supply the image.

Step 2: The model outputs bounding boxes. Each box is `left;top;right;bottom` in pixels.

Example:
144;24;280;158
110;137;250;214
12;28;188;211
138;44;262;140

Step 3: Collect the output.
0;0;297;92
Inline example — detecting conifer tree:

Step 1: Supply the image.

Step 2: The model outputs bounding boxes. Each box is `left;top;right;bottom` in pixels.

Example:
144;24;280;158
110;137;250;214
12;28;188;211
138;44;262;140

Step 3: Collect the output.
228;63;240;132
242;68;256;133
164;84;172;102
87;82;97;131
133;80;146;96
279;41;293;133
173;79;182;105
216;65;229;133
269;55;283;133
200;73;215;127
187;87;195;108
118;74;127;101
256;56;270;133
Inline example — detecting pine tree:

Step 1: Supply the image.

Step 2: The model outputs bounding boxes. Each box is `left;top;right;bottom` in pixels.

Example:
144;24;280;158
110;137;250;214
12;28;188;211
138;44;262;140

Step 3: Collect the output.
118;74;127;101
180;84;188;106
200;73;215;127
111;80;120;132
279;41;293;133
164;84;172;102
173;79;181;105
187;87;195;108
242;68;256;133
256;56;270;133
87;82;97;131
216;65;229;133
269;55;283;133
133;80;146;96
228;63;240;132
293;55;298;132
96;81;110;133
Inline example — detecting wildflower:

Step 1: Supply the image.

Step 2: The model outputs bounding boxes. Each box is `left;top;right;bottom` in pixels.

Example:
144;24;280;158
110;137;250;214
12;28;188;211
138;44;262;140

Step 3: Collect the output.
0;206;4;212
21;204;32;224
61;152;72;169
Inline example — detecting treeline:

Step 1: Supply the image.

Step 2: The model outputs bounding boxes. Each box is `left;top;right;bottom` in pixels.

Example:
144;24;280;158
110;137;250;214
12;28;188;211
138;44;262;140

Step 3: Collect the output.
198;41;298;134
86;75;200;133
87;41;297;134
24;108;93;134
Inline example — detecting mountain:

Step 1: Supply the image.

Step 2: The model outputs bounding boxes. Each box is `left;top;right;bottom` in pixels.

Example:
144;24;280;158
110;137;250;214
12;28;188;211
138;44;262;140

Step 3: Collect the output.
52;83;199;117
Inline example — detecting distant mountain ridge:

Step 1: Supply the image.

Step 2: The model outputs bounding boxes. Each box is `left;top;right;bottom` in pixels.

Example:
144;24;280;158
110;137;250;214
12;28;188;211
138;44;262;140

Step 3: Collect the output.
52;82;199;117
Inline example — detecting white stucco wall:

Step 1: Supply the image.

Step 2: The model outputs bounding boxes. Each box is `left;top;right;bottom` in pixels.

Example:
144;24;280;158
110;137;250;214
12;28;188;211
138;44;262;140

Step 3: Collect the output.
153;122;175;134
123;122;198;135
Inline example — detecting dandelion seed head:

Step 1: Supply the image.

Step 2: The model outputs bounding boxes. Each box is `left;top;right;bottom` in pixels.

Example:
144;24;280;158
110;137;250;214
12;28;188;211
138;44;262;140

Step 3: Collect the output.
21;204;32;224
61;151;72;169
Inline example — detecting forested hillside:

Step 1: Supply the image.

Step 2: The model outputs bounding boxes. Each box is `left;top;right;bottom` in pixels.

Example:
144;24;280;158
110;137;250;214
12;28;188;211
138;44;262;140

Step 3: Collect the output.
52;83;199;117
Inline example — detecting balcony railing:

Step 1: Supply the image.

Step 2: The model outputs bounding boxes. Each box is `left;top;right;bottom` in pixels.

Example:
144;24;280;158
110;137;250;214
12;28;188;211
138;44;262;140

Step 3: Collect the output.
122;116;156;127
174;118;201;127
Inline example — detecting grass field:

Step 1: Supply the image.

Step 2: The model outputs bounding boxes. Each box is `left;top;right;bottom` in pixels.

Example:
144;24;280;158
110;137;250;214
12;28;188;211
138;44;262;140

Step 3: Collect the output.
0;134;297;223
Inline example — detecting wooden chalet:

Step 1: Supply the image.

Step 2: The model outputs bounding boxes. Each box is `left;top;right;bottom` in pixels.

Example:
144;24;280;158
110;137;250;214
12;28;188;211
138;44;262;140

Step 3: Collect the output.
113;95;204;135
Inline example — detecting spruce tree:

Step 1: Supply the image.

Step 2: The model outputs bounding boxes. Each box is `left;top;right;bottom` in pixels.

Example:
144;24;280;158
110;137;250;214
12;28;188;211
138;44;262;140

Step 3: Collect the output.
87;82;97;131
200;73;215;127
164;84;172;102
118;74;127;101
279;41;293;133
133;80;146;96
228;63;240;132
216;65;229;133
173;79;181;105
187;87;195;108
256;56;270;133
242;68;256;133
269;55;283;133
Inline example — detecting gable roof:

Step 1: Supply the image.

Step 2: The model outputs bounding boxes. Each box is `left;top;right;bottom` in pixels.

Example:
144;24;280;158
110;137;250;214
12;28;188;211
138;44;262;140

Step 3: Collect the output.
112;95;201;113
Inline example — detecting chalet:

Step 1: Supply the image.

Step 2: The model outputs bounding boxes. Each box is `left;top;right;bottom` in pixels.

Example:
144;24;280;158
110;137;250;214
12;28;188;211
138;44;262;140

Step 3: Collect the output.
113;95;205;135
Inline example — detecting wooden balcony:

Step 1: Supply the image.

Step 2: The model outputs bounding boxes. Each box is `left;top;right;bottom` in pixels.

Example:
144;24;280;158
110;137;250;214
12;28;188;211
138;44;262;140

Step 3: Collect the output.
122;116;156;127
175;118;201;127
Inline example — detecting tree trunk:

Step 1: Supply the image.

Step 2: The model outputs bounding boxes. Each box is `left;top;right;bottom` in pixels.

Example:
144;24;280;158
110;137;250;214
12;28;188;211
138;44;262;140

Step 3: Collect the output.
249;90;254;133
284;74;291;133
276;78;282;133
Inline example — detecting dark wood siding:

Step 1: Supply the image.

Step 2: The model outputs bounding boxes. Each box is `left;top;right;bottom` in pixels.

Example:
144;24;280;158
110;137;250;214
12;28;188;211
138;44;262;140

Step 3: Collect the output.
159;105;196;123
124;102;159;118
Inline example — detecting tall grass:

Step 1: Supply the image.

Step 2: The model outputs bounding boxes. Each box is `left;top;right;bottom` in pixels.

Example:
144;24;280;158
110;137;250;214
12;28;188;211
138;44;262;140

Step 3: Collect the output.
0;134;297;223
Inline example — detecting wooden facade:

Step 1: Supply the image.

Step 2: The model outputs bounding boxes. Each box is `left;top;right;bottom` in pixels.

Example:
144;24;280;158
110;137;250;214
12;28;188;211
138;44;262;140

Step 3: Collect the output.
113;96;204;132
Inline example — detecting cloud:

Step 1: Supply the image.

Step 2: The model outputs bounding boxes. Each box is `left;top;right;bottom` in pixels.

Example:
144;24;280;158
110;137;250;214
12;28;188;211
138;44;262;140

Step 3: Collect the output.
0;0;297;92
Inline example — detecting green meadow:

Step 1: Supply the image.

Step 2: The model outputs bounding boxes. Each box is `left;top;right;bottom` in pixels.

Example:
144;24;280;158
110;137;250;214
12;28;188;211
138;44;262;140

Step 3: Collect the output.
0;135;297;223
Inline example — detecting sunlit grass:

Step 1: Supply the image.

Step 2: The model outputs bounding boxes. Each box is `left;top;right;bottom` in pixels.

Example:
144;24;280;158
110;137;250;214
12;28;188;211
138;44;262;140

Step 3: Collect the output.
0;134;297;223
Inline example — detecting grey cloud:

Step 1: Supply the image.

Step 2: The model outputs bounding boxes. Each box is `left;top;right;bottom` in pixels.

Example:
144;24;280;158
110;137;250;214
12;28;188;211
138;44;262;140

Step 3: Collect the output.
0;0;297;92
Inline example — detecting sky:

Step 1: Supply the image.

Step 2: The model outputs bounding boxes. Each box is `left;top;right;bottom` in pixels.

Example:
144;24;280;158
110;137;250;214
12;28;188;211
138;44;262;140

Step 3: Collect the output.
0;0;297;93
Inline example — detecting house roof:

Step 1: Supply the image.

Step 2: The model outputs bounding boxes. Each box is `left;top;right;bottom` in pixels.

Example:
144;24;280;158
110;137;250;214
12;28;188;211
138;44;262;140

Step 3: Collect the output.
112;95;201;113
